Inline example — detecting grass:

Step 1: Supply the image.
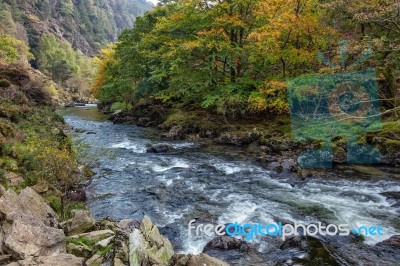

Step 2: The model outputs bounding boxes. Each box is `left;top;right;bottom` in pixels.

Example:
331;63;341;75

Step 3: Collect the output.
46;194;88;221
97;244;113;256
66;235;96;248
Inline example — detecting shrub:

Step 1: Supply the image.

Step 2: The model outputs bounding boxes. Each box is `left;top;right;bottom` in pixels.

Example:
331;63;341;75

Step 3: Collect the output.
110;101;133;111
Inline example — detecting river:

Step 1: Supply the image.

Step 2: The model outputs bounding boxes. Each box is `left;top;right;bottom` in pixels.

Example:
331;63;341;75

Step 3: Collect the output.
60;107;400;258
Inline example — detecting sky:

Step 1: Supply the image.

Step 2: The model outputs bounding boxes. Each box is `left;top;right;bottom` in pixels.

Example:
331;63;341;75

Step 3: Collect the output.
148;0;159;5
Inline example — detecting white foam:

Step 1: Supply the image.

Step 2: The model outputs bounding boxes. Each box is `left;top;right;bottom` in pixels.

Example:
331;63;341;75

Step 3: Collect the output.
218;199;258;224
152;160;190;172
171;142;196;149
111;141;146;153
212;163;245;175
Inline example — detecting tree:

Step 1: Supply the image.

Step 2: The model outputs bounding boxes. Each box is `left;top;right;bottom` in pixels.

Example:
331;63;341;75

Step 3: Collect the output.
324;0;400;115
36;34;80;82
0;33;31;63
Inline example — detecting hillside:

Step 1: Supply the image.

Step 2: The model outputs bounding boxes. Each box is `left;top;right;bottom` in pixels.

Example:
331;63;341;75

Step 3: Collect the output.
0;0;153;101
0;0;153;55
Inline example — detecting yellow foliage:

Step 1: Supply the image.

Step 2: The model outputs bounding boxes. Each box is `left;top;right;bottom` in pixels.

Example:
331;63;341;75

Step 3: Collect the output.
248;80;288;113
27;14;41;23
91;45;116;98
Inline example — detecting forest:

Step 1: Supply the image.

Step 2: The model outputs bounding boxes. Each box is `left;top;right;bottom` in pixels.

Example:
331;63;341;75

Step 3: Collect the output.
1;1;400;265
0;0;153;99
93;0;399;118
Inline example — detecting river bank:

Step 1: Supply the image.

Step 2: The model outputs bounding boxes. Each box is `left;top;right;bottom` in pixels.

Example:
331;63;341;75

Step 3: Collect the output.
101;100;400;179
62;106;400;265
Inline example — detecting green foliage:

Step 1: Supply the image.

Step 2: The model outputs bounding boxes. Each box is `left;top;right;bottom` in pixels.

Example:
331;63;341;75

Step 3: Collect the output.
93;0;399;118
94;0;335;116
36;34;79;82
110;102;133;111
0;98;83;220
66;235;96;248
35;34;95;96
48;195;87;221
0;33;31;63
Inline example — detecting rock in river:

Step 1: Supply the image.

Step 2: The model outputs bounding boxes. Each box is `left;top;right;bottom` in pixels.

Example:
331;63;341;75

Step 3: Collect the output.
146;143;175;153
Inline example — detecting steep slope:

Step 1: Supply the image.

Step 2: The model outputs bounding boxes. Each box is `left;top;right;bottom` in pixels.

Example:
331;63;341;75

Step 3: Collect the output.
0;0;153;101
0;0;153;56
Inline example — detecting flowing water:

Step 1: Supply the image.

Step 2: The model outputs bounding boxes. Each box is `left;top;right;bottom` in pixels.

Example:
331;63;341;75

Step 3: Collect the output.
61;107;400;256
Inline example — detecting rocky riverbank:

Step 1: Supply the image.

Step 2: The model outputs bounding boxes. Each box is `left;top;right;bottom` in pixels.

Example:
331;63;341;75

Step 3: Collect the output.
0;185;230;266
1;185;399;266
102;100;400;179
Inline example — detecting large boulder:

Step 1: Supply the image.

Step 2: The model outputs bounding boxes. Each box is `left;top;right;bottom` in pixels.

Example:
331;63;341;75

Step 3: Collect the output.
170;253;229;266
187;253;228;266
65;210;96;235
3;214;65;259
376;235;400;249
0;187;58;227
13;254;84;266
129;216;174;266
203;236;265;265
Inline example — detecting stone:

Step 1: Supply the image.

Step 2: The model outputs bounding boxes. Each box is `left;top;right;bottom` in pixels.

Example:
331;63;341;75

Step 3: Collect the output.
203;236;265;265
129;216;174;266
18;187;58;227
203;236;243;251
280;235;308;250
217;133;252;145
66;210;96;235
15;254;84;266
118;219;140;233
169;254;229;266
0;189;22;219
187;253;229;266
114;229;130;265
114;257;127;266
166;126;185;140
86;254;103;266
137;117;151;127
0;254;12;265
0;187;58;227
67;242;93;259
5;172;23;186
96;236;114;248
3;214;65;259
0;184;6;197
376;235;400;249
32;182;49;194
69;229;115;243
146;143;175;153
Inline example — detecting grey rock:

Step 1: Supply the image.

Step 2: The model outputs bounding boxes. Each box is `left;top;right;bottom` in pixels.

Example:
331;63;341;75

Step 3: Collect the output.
0;187;58;228
3;214;65;259
170;253;228;266
67;242;92;259
66;210;96;235
129;216;174;266
96;236;114;248
146;143;175;153
15;254;84;266
166;126;185;140
86;254;103;266
69;229;115;243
